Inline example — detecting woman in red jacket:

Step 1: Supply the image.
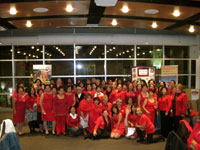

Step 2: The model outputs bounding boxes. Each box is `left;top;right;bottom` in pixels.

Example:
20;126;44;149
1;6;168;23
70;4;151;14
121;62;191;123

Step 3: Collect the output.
109;82;117;104
138;84;149;107
187;116;200;150
158;87;172;137
25;87;37;134
135;107;164;143
171;84;188;131
93;109;112;139
67;106;81;137
99;95;112;117
114;84;126;105
53;86;68;135
126;83;137;105
110;105;125;139
142;90;157;124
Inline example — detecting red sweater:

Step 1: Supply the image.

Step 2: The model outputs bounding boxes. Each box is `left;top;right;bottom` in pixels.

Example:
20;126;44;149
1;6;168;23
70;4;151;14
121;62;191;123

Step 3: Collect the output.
136;114;155;134
172;92;187;116
127;113;137;127
26;95;37;110
99;102;112;116
158;95;172;112
187;122;200;150
66;114;80;127
94;116;110;132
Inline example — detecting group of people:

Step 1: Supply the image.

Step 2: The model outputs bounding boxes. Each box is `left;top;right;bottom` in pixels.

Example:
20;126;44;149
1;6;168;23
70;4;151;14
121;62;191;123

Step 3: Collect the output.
11;77;200;146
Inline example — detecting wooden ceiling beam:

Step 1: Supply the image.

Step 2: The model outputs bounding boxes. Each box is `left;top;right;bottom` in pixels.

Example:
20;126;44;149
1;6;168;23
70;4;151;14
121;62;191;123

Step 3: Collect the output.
0;18;17;29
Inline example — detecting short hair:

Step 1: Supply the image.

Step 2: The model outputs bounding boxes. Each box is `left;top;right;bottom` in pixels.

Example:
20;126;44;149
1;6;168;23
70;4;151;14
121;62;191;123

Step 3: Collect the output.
176;84;184;91
57;86;65;91
102;95;108;100
34;79;42;86
116;98;122;103
44;84;51;89
17;86;24;94
111;105;119;116
85;93;92;99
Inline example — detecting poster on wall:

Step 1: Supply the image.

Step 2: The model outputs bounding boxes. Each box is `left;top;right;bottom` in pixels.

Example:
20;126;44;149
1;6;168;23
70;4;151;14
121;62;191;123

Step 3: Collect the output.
131;66;156;84
33;65;52;84
161;65;178;87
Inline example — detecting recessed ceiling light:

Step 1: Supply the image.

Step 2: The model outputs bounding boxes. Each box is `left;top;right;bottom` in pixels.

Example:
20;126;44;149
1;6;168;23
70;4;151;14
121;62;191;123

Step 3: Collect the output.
113;47;116;49
173;9;180;17
151;22;158;28
121;5;129;13
33;8;48;13
26;20;32;28
31;46;34;49
144;9;159;14
111;19;118;26
17;51;21;54
129;55;131;58
66;4;73;12
9;7;17;15
188;25;195;33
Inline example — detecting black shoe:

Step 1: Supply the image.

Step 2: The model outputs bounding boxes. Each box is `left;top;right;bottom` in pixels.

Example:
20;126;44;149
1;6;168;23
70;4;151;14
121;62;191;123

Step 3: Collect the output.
137;139;145;143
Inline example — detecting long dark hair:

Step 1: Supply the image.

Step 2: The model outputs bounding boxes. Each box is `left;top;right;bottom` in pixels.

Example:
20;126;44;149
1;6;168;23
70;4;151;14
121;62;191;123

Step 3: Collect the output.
111;105;119;116
28;87;36;97
102;109;111;132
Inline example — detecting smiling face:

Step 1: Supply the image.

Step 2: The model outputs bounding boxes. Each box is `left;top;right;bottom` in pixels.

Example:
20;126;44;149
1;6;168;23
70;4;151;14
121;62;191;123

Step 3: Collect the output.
102;110;109;118
112;107;118;114
136;107;142;116
58;88;65;95
70;107;76;114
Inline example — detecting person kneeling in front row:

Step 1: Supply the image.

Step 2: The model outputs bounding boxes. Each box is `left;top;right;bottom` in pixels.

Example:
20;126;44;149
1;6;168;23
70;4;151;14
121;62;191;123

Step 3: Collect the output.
135;107;164;144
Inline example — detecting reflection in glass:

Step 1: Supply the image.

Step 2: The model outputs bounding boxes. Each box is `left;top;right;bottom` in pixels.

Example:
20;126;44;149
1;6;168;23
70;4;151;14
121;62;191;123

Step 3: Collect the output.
191;60;196;74
107;60;133;75
14;46;43;59
178;76;188;88
76;61;104;75
45;45;73;59
76;45;104;58
0;62;12;76
136;45;163;58
0;46;12;59
107;45;134;58
165;46;189;58
165;60;189;74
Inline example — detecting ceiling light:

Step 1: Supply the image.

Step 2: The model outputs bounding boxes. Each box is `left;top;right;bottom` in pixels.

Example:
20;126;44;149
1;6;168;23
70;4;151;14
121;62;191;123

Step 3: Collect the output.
137;47;140;49
151;22;158;28
145;41;149;45
113;47;116;49
121;5;129;13
77;64;82;69
10;49;12;52
36;56;39;58
149;51;152;53
129;56;131;58
29;54;31;56
9;7;17;15
173;9;180;17
157;49;161;52
23;53;26;55
31;46;34;49
144;9;159;15
56;47;59;49
26;20;32;28
131;48;134;51
33;8;48;13
188;25;195;33
66;4;73;12
17;51;20;54
111;19;118;26
36;48;39;51
119;53;121;55
122;52;125;54
116;54;118;57
126;50;129;53
137;53;140;56
143;52;145;55
33;55;35;58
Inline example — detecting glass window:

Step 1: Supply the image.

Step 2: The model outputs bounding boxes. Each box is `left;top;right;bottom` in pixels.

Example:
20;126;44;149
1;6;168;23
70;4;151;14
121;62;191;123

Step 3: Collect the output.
0;62;12;76
0;46;12;59
178;76;188;88
45;45;73;59
191;76;196;89
14;46;43;59
165;60;189;74
76;61;104;75
107;45;134;58
137;60;163;70
136;45;163;58
0;78;12;92
46;61;74;75
15;78;33;89
165;46;189;58
191;60;196;74
15;61;43;76
76;45;104;58
107;60;133;75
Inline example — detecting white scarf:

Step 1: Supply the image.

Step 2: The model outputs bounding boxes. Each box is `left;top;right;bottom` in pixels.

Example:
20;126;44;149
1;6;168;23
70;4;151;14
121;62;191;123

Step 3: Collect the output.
0;119;16;138
70;113;78;119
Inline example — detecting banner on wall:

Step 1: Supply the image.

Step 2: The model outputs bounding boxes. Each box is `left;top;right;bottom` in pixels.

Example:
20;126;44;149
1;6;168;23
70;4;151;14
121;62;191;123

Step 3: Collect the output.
161;65;178;87
131;66;156;84
33;65;52;84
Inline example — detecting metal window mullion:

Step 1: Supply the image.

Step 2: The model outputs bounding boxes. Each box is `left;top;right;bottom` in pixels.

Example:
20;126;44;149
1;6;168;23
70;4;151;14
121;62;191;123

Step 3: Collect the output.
188;60;191;88
74;42;76;84
12;45;15;91
134;45;136;66
43;45;45;65
104;45;107;82
163;45;165;65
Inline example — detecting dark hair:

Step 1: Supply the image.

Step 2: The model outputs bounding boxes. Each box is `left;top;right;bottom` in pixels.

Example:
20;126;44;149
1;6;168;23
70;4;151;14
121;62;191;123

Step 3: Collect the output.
148;84;156;93
17;82;24;88
160;81;166;87
85;93;92;99
34;79;42;86
136;84;142;91
66;85;73;91
148;79;155;85
142;84;148;89
44;84;51;89
69;106;77;114
160;87;168;96
17;86;24;94
102;109;111;132
93;97;100;104
111;105;119;116
28;87;36;97
86;84;92;91
37;88;44;95
57;86;65;91
170;80;176;85
140;79;147;85
130;104;136;114
126;97;133;105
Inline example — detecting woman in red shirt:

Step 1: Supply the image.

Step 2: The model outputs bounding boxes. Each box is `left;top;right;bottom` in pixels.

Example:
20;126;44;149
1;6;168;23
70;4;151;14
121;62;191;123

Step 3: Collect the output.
65;85;76;112
114;84;126;105
99;95;112;117
142;90;157;124
25;87;37;134
67;106;81;137
12;86;26;136
171;84;188;131
126;83;137;105
93;109;112;139
40;84;56;135
158;87;172;137
138;84;149;107
110;105;125;139
109;82;117;104
53;86;68;135
36;88;44;133
135;107;164;143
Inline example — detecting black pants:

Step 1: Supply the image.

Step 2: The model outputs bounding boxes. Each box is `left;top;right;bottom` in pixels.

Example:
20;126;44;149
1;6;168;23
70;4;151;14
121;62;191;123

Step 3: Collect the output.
37;112;43;125
28;121;37;133
172;116;183;132
136;128;163;143
95;128;110;139
160;111;170;138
